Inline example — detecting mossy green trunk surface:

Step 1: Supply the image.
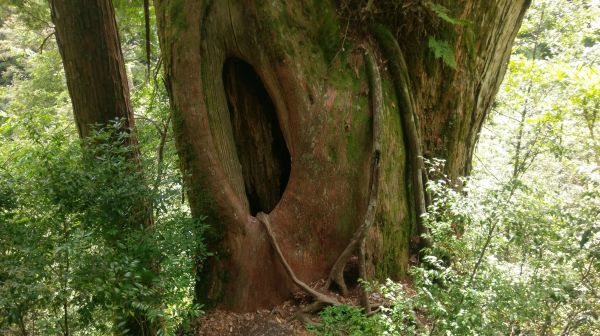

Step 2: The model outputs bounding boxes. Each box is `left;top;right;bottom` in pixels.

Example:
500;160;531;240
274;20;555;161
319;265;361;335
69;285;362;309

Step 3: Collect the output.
154;0;529;311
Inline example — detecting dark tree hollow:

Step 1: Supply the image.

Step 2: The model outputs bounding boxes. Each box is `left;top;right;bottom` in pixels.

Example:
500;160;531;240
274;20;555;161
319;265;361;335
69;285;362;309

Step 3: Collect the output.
223;58;291;215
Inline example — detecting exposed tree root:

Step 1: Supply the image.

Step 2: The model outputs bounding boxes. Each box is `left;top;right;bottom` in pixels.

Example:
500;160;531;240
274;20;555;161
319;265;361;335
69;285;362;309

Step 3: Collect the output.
257;213;340;306
291;301;326;325
358;241;371;313
258;48;384;322
372;25;429;250
259;211;374;323
326;151;380;295
327;49;382;299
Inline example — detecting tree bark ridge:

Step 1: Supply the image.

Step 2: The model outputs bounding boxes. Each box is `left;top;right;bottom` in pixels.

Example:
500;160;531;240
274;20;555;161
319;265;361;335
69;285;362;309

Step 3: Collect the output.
373;25;428;250
327;49;382;296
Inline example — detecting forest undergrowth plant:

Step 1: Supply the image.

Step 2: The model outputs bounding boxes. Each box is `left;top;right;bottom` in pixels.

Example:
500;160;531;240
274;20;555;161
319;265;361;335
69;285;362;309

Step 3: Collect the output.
311;156;598;335
0;122;206;335
306;305;383;336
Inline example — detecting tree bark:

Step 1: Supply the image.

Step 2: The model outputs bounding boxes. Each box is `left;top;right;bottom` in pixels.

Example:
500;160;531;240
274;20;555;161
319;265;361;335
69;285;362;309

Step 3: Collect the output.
50;0;135;140
154;0;530;311
49;1;154;334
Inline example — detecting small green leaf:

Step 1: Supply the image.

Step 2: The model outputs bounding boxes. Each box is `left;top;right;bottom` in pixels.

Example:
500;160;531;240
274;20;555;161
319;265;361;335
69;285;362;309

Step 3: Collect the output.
428;36;457;69
430;3;470;26
430;3;459;25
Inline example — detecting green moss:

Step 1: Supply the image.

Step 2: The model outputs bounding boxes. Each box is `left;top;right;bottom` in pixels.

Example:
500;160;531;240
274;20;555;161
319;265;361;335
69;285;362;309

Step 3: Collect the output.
169;0;188;32
254;2;415;280
345;132;360;166
370;74;415;280
344;100;368;165
338;201;357;239
313;0;341;62
378;222;410;277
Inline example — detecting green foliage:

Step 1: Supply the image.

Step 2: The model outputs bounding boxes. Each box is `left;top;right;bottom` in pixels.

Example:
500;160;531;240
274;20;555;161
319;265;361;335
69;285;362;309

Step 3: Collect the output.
424;2;469;69
0;0;51;30
409;159;598;335
427;36;456;69
428;3;468;27
309;279;419;336
308;305;382;336
1;124;206;335
0;4;206;335
313;0;341;62
376;280;418;335
313;160;597;335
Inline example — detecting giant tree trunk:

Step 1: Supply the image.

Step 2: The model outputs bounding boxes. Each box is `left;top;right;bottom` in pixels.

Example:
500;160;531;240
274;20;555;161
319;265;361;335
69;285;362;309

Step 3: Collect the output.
154;0;530;311
50;1;154;334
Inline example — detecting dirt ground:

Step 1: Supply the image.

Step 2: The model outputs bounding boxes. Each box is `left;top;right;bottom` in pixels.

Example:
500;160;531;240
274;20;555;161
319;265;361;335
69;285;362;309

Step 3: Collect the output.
194;285;378;336
195;300;313;336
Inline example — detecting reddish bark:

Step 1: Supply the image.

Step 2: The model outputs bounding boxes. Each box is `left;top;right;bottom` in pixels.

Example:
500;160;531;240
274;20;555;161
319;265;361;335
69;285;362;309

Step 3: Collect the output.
154;0;530;311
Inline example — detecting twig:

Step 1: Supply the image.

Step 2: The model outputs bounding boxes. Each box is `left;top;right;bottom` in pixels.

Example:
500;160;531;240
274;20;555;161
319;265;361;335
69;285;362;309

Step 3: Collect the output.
39;31;55;53
134;113;163;134
474;153;501;182
332;17;351;61
153;111;173;217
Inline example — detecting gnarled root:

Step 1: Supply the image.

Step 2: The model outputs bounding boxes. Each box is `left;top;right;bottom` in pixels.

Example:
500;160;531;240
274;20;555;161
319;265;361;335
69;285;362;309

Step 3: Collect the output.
372;24;429;251
257;213;340;307
327;49;382;307
257;48;383;322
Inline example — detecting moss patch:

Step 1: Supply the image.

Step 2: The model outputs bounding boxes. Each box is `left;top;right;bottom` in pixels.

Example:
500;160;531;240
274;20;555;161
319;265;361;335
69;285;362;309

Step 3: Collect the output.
169;0;188;32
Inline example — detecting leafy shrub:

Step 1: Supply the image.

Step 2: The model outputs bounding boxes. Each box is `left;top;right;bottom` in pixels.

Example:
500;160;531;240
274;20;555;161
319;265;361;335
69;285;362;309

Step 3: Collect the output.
310;159;598;335
308;305;382;336
0;123;206;335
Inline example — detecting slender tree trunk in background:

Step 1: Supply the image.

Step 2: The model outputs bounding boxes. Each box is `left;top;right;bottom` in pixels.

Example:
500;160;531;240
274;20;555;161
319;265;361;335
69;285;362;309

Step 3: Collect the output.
49;1;154;334
49;0;135;140
154;0;530;311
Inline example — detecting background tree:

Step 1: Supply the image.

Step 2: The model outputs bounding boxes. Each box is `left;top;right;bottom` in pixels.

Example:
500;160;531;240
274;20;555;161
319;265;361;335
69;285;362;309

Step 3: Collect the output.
48;1;157;334
49;1;138;144
1;1;203;335
154;0;530;310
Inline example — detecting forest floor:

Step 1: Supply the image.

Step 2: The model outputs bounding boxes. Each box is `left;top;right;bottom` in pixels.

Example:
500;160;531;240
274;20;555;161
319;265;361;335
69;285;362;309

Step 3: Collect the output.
195;282;377;336
195;300;312;336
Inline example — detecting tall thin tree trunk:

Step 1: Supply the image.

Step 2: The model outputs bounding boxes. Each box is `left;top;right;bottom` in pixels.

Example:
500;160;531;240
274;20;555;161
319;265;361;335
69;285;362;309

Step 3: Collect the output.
49;1;155;334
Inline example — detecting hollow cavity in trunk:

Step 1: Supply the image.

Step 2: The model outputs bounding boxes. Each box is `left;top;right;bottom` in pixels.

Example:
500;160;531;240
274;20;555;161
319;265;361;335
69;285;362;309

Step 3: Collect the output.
223;58;291;215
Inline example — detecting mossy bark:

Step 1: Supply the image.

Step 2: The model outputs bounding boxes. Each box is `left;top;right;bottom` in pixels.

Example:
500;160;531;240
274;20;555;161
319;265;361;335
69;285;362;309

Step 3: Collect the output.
154;0;529;311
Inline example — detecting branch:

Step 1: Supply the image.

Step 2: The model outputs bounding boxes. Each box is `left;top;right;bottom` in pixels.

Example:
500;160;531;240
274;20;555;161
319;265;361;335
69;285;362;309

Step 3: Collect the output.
143;0;151;76
134;113;163;134
152;111;173;217
17;4;53;28
156;111;172;174
39;31;55;53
